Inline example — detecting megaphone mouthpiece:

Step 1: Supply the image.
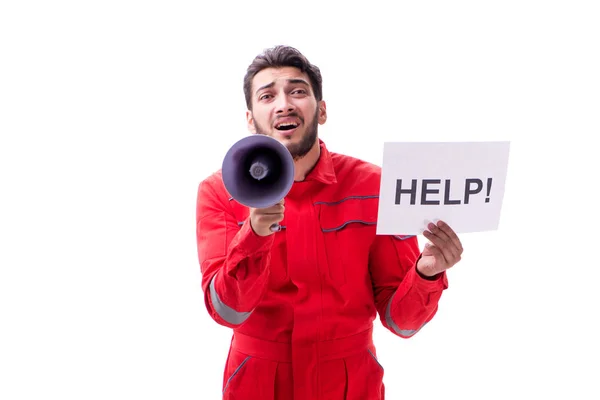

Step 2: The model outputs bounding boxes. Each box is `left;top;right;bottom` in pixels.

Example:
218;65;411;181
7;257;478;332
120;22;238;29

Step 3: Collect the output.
249;157;270;181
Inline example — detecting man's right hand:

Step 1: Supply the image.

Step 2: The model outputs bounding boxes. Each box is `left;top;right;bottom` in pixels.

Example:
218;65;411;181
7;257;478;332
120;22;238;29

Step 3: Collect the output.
249;199;285;236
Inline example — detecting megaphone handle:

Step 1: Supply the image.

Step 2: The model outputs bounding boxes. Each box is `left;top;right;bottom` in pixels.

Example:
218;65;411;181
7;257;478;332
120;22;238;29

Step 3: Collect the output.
270;224;282;232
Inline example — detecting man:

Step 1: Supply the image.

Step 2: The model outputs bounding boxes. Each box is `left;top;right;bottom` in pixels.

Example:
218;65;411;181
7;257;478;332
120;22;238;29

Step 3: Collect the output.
196;45;463;400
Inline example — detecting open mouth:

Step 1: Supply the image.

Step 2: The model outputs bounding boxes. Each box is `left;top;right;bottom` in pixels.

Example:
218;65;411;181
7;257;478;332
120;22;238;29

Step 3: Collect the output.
274;121;299;131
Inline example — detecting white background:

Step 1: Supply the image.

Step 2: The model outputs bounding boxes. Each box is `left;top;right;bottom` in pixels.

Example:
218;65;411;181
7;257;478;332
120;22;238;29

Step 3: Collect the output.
1;1;599;399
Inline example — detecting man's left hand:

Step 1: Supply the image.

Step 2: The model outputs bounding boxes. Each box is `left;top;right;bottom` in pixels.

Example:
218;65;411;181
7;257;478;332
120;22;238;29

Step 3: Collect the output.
417;220;463;277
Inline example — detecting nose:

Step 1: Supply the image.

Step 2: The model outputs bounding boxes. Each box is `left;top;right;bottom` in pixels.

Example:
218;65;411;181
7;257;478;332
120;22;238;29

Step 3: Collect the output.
274;94;295;115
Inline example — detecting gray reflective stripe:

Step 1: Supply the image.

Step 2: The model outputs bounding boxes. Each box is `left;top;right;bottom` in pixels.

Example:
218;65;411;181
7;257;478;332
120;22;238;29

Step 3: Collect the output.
237;221;286;229
209;275;252;325
314;195;379;206
223;356;252;394
393;235;415;241
322;220;376;232
367;349;384;370
315;196;378;231
385;291;418;337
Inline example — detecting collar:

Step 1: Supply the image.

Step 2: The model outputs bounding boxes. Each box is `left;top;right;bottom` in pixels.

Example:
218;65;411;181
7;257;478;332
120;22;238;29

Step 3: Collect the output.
302;139;337;185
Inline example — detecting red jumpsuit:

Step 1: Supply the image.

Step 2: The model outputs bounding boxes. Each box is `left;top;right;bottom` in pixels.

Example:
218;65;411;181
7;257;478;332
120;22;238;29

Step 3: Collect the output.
196;139;448;400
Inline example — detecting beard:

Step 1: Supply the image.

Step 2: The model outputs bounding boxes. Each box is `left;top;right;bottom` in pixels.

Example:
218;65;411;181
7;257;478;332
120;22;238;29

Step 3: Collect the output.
254;108;319;161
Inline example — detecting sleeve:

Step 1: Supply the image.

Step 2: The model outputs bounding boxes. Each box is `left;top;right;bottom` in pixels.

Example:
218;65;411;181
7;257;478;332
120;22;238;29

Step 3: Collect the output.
196;175;275;329
369;234;448;338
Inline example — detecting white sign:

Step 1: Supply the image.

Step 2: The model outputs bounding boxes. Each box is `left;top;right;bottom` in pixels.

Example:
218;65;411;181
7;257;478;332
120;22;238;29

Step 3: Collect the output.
376;141;510;235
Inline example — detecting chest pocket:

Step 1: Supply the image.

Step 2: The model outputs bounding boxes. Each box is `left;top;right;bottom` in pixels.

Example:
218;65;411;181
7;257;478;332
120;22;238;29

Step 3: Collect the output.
317;196;379;287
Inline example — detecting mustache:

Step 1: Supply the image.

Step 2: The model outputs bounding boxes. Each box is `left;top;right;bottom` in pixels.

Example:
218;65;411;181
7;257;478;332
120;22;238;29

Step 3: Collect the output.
274;113;304;124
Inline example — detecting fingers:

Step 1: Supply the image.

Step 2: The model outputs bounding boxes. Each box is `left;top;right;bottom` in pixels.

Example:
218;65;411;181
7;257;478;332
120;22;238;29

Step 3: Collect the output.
427;220;463;255
249;199;285;236
422;220;462;265
252;199;284;214
436;220;463;253
250;211;284;236
254;211;284;225
423;242;444;260
271;201;285;213
269;199;285;211
261;202;285;216
253;203;284;220
422;230;453;265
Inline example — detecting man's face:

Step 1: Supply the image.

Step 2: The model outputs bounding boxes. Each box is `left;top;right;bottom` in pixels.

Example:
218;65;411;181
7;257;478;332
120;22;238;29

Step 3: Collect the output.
246;67;327;160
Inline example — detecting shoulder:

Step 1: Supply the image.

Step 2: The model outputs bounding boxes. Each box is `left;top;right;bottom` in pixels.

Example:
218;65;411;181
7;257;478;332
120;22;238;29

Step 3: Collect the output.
330;151;382;193
197;169;231;206
330;151;381;176
199;169;224;190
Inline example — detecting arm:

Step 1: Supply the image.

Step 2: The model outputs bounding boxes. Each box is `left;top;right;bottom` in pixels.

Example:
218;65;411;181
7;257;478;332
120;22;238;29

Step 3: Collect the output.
369;234;448;338
196;175;274;329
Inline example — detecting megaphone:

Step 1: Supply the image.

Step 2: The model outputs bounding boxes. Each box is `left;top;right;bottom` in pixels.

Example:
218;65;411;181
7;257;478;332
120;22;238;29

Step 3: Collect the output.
222;134;295;231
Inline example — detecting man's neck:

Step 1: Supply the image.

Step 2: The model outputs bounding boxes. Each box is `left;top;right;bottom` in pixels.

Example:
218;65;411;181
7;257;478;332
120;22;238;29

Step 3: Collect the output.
293;141;321;181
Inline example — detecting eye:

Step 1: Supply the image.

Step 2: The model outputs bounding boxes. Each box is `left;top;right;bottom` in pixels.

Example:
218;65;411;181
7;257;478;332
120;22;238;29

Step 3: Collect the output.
259;94;273;101
291;89;307;95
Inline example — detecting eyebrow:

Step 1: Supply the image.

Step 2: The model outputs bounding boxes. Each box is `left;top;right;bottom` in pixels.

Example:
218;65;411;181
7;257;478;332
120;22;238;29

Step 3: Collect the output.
255;78;310;94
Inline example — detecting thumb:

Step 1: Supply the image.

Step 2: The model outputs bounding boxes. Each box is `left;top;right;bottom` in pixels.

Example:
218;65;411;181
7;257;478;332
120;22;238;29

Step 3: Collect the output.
422;242;433;254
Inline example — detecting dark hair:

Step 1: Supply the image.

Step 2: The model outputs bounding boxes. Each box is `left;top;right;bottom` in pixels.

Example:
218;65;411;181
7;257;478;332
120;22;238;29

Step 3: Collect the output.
243;45;323;110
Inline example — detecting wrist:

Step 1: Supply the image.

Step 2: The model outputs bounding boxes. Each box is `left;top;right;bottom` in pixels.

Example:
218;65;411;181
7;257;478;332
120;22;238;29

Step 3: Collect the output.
416;265;441;281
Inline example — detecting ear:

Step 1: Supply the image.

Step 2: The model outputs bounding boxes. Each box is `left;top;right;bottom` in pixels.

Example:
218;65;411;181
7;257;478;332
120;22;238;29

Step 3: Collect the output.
318;100;327;125
246;110;257;133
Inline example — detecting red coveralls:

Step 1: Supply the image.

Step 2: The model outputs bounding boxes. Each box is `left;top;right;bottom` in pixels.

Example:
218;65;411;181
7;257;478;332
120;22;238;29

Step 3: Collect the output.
196;139;448;400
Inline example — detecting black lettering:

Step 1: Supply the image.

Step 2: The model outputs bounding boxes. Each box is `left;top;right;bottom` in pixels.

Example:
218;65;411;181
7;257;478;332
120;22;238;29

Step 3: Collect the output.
444;179;461;205
485;177;492;203
395;179;417;205
421;179;441;205
464;178;483;204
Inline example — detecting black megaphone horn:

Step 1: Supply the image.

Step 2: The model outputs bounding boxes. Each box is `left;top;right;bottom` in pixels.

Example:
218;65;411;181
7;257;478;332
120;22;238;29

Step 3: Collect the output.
222;134;295;231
